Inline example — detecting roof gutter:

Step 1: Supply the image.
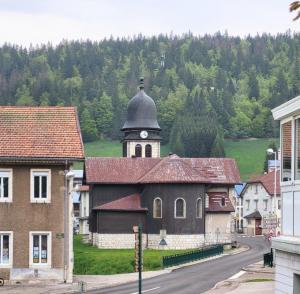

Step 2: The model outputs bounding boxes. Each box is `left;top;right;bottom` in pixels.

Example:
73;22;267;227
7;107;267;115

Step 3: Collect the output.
0;157;84;163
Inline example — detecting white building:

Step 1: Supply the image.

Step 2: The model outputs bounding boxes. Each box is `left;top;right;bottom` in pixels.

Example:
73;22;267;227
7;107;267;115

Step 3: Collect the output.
272;96;300;293
78;185;89;235
241;171;280;236
234;183;246;233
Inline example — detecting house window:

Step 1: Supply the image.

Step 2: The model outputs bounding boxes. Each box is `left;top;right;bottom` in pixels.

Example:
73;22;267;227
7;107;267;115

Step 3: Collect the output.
135;144;142;157
278;199;281;210
263;199;268;211
31;170;51;203
246;200;250;210
153;197;162;218
0;232;12;266
221;197;226;207
254;185;258;194
254;199;258;210
175;198;186;218
281;121;292;182
0;169;12;202
145;144;152;158
196;198;203;218
30;232;51;267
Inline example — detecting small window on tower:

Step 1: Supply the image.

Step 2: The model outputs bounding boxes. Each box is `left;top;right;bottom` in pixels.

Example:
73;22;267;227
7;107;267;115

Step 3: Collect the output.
135;144;142;157
145;144;152;157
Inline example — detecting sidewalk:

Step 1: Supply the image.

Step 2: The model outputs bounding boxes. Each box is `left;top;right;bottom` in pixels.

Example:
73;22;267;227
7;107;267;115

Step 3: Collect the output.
204;261;275;294
0;245;249;294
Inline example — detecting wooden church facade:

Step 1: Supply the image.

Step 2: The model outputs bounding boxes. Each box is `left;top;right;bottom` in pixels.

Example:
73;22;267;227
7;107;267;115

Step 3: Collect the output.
85;79;240;249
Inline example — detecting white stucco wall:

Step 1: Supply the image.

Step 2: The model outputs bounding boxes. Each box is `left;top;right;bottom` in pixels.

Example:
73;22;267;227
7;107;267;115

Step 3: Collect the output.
242;183;281;229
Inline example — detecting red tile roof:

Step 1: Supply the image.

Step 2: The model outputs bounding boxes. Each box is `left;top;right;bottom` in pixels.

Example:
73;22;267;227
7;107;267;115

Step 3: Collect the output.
85;155;240;185
93;193;147;212
0;106;84;160
206;192;235;212
248;170;280;196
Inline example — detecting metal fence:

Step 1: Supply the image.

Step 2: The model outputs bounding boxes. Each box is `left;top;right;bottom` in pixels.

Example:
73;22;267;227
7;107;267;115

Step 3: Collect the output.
162;244;224;268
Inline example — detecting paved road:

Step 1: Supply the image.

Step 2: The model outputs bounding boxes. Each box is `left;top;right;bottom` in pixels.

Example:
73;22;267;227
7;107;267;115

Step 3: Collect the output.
87;236;270;294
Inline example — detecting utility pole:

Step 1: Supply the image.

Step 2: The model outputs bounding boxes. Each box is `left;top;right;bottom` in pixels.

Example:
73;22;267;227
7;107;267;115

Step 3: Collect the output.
138;223;142;294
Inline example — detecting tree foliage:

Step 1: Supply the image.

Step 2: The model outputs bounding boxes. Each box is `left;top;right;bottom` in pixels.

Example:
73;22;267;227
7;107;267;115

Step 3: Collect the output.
0;33;299;155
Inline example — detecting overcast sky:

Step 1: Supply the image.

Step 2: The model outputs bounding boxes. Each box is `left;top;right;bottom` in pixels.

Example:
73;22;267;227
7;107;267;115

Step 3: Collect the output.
0;0;298;47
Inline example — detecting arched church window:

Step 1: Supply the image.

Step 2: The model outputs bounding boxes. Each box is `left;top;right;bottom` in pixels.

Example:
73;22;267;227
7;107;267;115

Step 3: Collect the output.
196;198;203;218
135;144;142;157
175;198;186;218
145;144;152;157
153;197;162;218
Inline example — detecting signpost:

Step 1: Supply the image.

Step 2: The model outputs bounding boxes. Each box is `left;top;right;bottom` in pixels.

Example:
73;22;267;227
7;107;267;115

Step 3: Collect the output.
263;214;278;241
133;224;143;294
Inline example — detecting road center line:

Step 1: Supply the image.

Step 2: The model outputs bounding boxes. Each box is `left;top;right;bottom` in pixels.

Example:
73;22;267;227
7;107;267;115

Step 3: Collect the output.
228;270;246;280
129;286;161;294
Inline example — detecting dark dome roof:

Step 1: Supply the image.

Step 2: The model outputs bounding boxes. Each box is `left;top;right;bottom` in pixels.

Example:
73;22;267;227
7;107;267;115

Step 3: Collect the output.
122;89;161;131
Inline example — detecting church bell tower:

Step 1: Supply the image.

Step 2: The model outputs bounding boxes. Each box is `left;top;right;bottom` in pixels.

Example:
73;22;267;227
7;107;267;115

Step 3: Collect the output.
121;77;161;158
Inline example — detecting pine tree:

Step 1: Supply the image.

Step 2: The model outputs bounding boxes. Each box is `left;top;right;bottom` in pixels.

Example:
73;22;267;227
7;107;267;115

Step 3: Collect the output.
93;92;113;138
80;109;98;142
15;85;34;106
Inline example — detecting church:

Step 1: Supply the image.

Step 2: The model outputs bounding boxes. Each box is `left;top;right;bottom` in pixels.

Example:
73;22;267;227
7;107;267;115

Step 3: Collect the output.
84;78;240;249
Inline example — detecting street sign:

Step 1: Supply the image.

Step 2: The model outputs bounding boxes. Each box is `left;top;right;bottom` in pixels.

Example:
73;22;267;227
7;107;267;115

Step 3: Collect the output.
263;216;277;229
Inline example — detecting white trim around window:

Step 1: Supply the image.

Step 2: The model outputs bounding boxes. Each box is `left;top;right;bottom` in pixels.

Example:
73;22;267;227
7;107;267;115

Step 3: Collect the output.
0;169;13;203
153;197;162;219
174;198;186;219
0;231;13;268
29;231;52;268
30;169;51;203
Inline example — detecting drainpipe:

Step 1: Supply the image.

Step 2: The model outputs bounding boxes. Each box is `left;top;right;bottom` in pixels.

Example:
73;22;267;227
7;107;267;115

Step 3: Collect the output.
64;168;75;283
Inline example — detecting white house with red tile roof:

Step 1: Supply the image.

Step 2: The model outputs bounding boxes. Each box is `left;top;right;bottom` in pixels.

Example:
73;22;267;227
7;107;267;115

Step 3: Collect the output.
240;170;280;236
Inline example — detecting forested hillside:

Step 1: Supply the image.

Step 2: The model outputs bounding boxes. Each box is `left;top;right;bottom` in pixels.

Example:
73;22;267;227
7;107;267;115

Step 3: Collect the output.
0;33;299;154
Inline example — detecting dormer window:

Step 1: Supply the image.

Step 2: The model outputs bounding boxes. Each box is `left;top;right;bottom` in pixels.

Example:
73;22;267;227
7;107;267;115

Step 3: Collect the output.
0;169;12;202
221;197;226;207
30;169;51;203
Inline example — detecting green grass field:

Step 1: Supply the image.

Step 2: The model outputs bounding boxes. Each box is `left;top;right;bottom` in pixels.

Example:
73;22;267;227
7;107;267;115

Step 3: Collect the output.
77;138;279;181
224;138;279;181
73;235;187;275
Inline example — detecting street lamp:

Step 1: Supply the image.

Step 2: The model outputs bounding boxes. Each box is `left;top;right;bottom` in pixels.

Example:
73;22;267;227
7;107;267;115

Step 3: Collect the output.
266;148;278;235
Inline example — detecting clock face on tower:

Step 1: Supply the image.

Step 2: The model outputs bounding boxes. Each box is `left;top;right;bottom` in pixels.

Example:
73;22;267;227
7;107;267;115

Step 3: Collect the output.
140;130;148;139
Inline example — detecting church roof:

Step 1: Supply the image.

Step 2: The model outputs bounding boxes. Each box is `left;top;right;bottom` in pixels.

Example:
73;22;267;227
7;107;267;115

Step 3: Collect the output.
85;155;240;185
93;193;147;212
121;86;160;131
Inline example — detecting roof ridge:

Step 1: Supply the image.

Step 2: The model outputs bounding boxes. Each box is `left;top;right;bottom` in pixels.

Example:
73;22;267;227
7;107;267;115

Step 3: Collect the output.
137;157;165;183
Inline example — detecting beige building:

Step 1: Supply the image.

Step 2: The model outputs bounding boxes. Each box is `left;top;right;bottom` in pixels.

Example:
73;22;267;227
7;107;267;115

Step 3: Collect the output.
0;107;84;282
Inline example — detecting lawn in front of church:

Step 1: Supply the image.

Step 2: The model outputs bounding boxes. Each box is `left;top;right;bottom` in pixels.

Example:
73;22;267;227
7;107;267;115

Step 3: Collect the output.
74;235;189;275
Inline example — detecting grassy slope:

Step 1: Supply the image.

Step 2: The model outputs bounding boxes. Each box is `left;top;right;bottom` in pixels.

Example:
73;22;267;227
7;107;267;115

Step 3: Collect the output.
224;138;278;181
74;236;187;274
78;138;278;181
